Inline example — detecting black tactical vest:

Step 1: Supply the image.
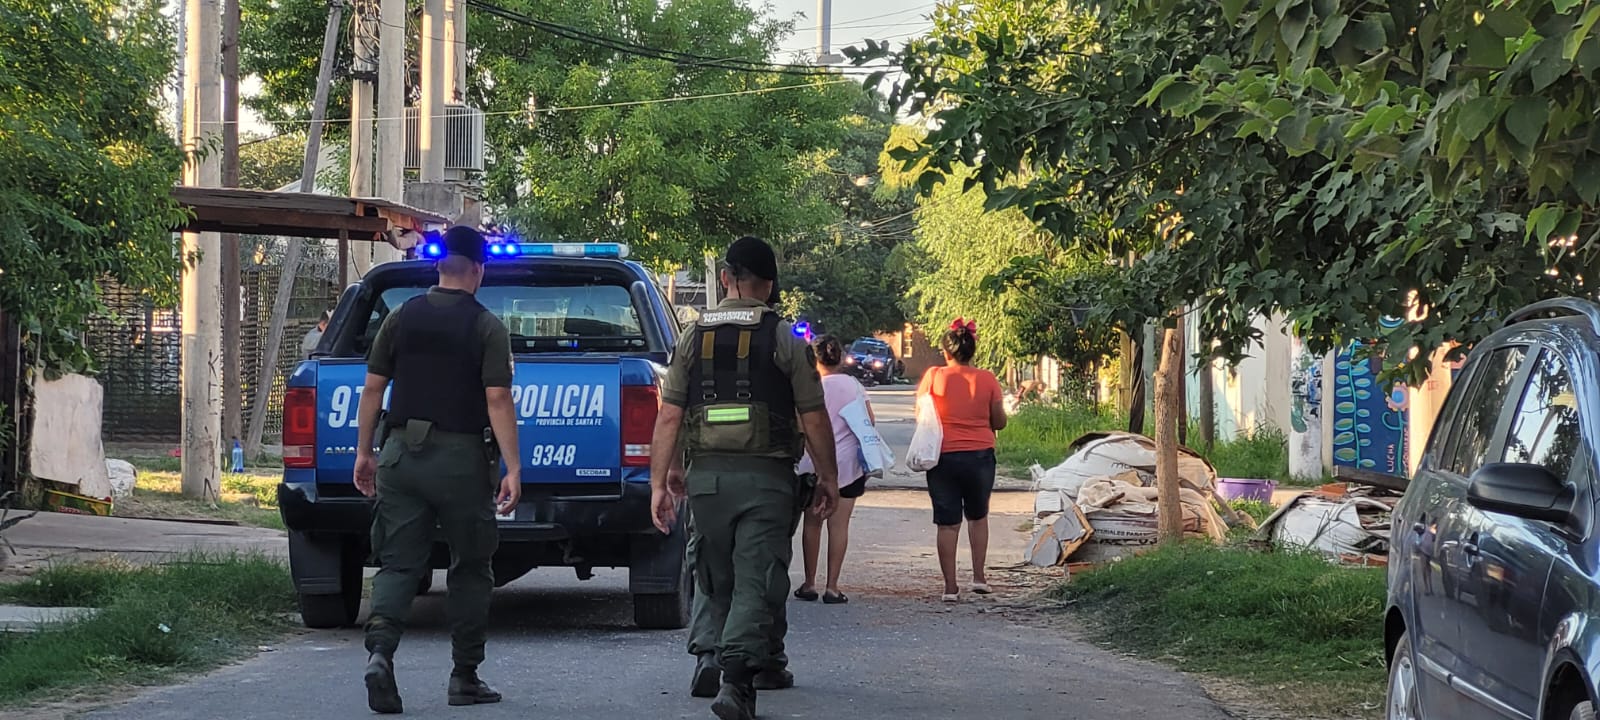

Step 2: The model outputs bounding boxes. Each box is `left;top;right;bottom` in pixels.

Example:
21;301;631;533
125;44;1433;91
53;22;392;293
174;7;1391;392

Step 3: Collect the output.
384;291;492;434
683;308;799;458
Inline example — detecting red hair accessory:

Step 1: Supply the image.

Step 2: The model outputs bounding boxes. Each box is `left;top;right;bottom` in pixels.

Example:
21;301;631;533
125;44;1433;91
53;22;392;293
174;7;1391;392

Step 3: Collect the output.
950;317;977;338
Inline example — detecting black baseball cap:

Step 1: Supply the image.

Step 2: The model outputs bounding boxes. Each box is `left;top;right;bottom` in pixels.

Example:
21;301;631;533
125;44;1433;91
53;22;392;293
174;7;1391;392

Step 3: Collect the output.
723;236;778;282
441;225;486;263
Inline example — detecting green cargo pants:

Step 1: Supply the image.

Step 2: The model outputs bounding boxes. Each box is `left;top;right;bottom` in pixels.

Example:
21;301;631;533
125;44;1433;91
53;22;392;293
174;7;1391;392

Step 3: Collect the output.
364;425;498;672
684;456;799;683
686;474;808;672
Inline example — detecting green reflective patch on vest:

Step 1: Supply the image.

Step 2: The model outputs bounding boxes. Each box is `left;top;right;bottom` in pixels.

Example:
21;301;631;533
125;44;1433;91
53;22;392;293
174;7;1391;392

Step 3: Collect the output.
706;406;752;424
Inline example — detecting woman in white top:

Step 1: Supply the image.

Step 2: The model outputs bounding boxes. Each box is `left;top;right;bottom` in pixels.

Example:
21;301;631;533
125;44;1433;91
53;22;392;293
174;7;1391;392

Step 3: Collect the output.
795;334;874;604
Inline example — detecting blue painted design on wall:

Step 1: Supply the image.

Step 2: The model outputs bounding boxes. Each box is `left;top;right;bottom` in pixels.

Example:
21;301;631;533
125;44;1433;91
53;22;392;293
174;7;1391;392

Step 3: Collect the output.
1331;319;1409;476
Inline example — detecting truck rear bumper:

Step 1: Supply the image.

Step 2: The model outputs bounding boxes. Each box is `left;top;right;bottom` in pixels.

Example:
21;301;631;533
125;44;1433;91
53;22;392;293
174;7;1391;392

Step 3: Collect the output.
277;481;659;541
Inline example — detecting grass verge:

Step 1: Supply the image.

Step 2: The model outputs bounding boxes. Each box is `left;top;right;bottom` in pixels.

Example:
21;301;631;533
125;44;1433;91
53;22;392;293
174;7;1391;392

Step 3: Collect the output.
116;464;284;530
0;553;295;706
995;403;1301;484
1052;543;1387;717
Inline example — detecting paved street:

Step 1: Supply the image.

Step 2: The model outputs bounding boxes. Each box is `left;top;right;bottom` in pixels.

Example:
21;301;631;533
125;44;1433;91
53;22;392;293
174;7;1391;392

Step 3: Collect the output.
76;489;1227;720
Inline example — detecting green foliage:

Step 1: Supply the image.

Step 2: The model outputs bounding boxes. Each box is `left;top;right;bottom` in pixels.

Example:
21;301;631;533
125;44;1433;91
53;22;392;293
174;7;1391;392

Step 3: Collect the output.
994;402;1125;475
242;0;861;266
1204;425;1290;481
238;132;309;191
777;89;918;339
1055;543;1387;713
0;0;186;374
0;553;295;705
1228;498;1277;525
857;0;1600;385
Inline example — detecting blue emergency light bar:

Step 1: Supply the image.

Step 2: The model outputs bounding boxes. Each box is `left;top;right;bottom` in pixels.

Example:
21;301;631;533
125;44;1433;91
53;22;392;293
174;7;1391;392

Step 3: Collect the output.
417;240;630;260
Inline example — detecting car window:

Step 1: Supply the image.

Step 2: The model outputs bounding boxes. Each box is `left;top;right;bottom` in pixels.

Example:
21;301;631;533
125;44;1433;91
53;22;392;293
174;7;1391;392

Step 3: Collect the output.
360;282;645;354
1501;349;1583;480
1444;346;1527;476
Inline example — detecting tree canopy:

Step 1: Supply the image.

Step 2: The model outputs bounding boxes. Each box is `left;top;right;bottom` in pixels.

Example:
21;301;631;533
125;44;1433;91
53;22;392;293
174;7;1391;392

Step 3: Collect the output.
243;0;864;269
0;0;185;373
857;0;1600;383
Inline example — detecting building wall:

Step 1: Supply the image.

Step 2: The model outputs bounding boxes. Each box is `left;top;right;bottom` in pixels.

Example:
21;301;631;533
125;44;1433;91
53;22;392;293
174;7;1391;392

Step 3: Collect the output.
1186;312;1293;442
876;324;943;380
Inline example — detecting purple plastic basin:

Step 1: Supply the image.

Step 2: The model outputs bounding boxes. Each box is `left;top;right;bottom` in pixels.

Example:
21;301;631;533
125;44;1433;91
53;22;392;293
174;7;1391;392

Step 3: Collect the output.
1217;478;1276;503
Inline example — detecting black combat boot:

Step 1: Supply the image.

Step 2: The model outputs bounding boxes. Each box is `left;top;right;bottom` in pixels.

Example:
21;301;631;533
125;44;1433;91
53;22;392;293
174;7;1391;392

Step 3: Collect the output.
690;654;722;698
447;670;503;706
710;681;757;720
364;653;403;714
752;667;794;690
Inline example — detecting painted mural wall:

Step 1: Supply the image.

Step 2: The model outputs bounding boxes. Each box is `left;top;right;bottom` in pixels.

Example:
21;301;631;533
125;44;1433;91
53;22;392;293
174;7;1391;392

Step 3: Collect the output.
1330;318;1411;476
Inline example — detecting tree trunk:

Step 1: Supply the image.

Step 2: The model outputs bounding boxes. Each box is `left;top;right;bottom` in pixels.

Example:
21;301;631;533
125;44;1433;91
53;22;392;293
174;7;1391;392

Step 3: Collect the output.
1155;314;1185;543
1126;336;1146;434
1198;341;1216;451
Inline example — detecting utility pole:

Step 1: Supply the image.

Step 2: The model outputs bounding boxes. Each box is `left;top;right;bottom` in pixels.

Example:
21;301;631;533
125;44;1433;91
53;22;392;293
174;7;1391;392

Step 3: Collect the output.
348;0;378;280
815;0;842;63
181;0;223;501
373;0;405;264
221;0;243;445
420;0;447;182
244;1;345;458
444;0;465;103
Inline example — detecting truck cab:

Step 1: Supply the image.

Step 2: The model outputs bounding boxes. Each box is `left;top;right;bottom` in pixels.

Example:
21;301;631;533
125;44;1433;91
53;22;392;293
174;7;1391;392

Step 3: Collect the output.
276;241;690;630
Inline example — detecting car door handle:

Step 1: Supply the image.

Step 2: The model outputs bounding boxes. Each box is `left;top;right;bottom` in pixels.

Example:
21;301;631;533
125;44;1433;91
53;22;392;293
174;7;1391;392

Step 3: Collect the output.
1413;522;1427;535
1462;543;1480;556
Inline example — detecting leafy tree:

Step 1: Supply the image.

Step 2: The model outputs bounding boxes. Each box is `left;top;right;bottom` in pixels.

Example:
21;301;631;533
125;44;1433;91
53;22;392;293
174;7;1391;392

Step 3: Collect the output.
243;0;862;266
238;132;309;190
0;0;185;373
858;0;1599;383
777;88;918;340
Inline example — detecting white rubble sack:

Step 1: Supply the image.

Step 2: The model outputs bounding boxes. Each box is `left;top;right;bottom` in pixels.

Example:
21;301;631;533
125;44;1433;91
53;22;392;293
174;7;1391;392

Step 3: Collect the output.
106;459;138;499
29;374;111;499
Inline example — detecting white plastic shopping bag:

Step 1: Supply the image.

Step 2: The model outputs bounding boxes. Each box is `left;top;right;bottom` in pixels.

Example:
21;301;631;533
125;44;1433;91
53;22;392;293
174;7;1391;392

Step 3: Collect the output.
905;390;943;472
840;396;893;478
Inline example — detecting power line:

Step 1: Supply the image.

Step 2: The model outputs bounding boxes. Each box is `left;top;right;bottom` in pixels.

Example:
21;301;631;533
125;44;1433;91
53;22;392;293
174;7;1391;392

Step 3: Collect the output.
227;79;857;127
791;6;935;32
467;0;879;77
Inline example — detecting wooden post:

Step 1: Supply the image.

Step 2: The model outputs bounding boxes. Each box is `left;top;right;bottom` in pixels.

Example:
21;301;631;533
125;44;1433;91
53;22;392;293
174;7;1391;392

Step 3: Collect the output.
221;0;243;443
243;1;344;458
1155;313;1184;543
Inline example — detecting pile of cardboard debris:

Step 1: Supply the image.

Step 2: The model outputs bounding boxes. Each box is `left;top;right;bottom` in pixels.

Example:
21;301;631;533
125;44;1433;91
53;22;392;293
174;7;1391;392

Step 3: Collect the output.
1252;482;1399;566
1024;432;1247;568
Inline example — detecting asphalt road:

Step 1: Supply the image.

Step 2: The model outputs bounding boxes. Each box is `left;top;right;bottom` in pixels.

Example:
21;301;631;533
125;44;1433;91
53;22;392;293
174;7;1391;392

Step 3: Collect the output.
76;486;1228;720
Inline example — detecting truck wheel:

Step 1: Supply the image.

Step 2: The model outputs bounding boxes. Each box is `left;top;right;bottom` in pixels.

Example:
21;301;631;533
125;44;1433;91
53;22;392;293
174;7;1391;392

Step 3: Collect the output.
297;540;363;629
633;589;690;630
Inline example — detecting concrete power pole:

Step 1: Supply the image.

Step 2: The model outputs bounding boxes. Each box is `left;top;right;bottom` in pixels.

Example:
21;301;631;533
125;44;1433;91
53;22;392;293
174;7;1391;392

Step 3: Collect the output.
243;1;345;458
348;0;378;280
815;0;842;64
181;0;223;501
373;0;405;264
445;0;465;104
420;0;447;182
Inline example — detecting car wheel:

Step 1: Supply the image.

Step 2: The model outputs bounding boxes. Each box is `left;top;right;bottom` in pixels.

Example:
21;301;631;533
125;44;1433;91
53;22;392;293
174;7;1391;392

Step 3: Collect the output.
1574;701;1597;720
1387;631;1423;720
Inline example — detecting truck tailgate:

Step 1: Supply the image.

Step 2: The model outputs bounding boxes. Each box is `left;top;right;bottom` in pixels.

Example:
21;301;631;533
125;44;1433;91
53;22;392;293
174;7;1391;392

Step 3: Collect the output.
310;357;634;486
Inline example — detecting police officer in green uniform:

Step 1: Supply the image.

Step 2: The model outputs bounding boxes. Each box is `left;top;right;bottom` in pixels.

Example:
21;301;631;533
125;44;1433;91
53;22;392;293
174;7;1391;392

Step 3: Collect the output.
650;236;840;720
682;283;805;699
353;225;524;715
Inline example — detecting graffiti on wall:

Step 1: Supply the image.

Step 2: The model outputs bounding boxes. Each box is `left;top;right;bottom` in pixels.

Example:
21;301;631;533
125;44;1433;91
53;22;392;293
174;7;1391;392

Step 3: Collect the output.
1288;336;1324;480
1332;318;1410;476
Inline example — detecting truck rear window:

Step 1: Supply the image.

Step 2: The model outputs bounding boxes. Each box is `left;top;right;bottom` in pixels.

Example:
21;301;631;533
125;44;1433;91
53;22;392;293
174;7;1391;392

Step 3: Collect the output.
365;283;646;354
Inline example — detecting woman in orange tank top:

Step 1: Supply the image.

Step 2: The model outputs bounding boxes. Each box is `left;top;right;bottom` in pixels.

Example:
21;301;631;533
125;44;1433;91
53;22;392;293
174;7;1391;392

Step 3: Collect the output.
917;319;1007;602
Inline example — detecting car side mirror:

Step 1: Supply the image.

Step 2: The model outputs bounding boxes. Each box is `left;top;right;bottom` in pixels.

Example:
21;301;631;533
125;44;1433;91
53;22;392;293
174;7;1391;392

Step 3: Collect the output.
1466;462;1576;524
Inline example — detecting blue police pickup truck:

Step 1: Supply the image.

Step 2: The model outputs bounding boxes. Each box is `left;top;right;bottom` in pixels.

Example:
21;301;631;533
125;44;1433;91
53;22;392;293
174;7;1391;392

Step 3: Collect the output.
276;241;690;631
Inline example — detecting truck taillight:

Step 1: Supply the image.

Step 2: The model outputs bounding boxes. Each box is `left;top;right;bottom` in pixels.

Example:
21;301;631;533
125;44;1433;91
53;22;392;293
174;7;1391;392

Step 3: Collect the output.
282;387;317;469
621;385;659;467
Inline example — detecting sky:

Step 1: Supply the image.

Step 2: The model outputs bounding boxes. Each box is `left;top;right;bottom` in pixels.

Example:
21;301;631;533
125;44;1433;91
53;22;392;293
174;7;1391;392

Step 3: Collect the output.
766;0;937;61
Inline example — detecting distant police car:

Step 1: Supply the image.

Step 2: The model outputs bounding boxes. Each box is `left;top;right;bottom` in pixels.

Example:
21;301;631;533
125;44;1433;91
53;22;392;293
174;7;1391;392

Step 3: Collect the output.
278;241;691;630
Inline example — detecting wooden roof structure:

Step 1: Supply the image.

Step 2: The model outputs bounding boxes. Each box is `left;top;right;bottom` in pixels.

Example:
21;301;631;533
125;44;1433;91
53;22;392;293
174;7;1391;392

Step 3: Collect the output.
170;187;446;244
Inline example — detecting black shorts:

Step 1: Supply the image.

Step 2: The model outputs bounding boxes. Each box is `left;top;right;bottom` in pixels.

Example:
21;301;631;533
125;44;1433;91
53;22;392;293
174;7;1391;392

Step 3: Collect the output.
839;476;867;499
925;449;996;526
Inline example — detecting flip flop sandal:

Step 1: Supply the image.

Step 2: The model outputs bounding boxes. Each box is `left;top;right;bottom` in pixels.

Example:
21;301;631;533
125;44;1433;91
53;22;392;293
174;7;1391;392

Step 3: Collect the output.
971;583;994;595
941;593;960;603
822;591;849;604
794;587;820;602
